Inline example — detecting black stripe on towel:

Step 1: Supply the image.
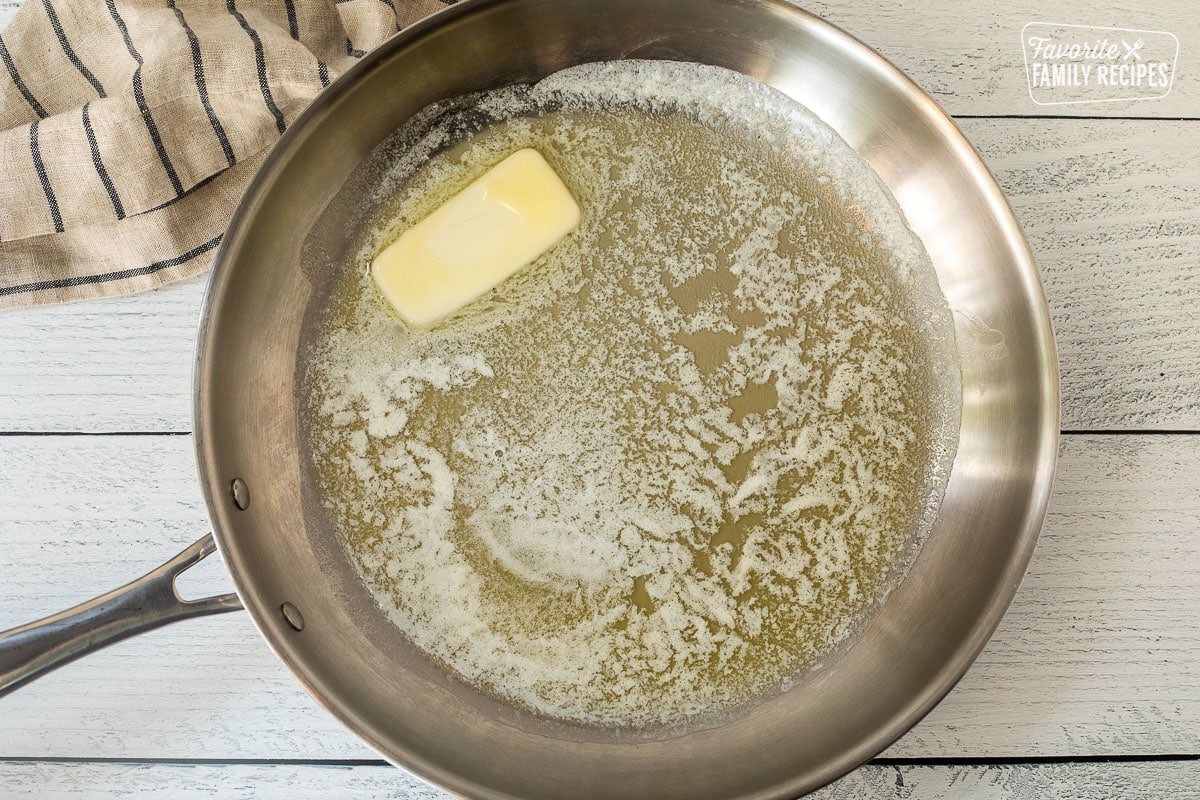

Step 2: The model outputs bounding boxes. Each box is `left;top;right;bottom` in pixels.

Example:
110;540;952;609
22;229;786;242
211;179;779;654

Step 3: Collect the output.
82;102;126;219
132;71;185;195
104;0;185;196
283;0;299;39
167;0;235;168
29;119;65;234
316;60;330;88
345;37;366;58
227;0;287;135
42;0;107;97
103;0;139;65
0;36;48;119
140;168;223;214
0;235;223;297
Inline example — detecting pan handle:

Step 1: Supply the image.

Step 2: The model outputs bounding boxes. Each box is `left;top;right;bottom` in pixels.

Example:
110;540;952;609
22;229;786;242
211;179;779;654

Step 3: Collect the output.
0;533;242;698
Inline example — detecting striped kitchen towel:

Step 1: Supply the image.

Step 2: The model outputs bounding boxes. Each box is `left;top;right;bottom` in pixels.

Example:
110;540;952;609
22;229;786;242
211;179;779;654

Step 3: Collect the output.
0;0;450;308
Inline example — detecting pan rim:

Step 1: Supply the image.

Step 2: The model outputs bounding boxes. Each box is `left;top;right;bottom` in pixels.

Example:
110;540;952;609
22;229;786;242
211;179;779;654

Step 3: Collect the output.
195;1;1060;797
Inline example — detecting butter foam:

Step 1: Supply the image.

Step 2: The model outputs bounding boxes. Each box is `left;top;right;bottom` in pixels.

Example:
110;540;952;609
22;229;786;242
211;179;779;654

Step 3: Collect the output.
303;61;960;728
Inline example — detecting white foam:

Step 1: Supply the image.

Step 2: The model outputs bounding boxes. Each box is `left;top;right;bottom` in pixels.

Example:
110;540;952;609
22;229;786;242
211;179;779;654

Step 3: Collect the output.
304;60;960;728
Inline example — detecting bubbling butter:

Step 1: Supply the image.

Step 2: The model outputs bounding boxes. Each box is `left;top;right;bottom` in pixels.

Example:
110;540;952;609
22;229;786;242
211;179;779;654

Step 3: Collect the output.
303;61;961;729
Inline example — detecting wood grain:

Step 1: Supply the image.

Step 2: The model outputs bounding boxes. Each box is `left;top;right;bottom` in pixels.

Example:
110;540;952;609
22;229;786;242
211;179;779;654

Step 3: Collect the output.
1;760;1198;799
1;1;1195;117
0;278;205;433
805;1;1199;119
0;119;1198;433
890;433;1200;758
1;434;1197;759
963;119;1200;430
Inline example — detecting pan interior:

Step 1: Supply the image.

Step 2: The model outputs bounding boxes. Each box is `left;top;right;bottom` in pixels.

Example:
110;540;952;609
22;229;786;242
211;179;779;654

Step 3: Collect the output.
298;59;960;733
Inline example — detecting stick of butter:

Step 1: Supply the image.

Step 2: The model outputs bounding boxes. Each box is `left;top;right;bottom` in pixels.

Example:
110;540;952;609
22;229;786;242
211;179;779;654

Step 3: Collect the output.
371;148;581;328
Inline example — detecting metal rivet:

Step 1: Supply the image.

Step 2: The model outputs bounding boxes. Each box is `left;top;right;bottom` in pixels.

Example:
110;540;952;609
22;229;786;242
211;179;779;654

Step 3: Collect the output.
281;602;305;632
230;478;250;510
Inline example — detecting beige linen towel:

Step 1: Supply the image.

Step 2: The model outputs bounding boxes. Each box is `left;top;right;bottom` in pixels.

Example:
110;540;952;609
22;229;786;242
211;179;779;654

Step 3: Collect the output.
0;0;449;308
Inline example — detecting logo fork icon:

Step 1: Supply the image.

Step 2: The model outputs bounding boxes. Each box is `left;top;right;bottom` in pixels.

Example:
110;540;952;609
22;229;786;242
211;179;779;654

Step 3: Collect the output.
1122;38;1146;60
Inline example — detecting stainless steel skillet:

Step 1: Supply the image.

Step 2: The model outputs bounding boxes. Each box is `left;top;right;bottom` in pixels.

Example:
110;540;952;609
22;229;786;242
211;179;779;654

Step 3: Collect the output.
0;1;1059;797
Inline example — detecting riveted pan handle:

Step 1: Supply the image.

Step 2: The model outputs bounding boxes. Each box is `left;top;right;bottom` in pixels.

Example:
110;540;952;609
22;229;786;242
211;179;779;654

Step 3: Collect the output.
0;534;241;697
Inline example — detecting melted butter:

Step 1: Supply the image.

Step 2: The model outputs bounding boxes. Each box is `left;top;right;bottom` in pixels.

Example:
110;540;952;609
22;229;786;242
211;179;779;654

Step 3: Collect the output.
302;61;959;729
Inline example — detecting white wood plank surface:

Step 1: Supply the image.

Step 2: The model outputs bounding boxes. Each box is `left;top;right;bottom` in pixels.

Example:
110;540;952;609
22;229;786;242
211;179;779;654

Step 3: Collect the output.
973;119;1200;430
1;760;1198;800
806;1;1199;119
1;1;1195;118
1;119;1198;433
1;434;1196;760
894;433;1200;758
0;278;206;433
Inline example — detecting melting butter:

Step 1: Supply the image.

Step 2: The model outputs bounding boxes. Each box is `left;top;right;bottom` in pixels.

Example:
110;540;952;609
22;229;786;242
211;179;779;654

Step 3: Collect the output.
303;61;960;730
371;148;580;328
